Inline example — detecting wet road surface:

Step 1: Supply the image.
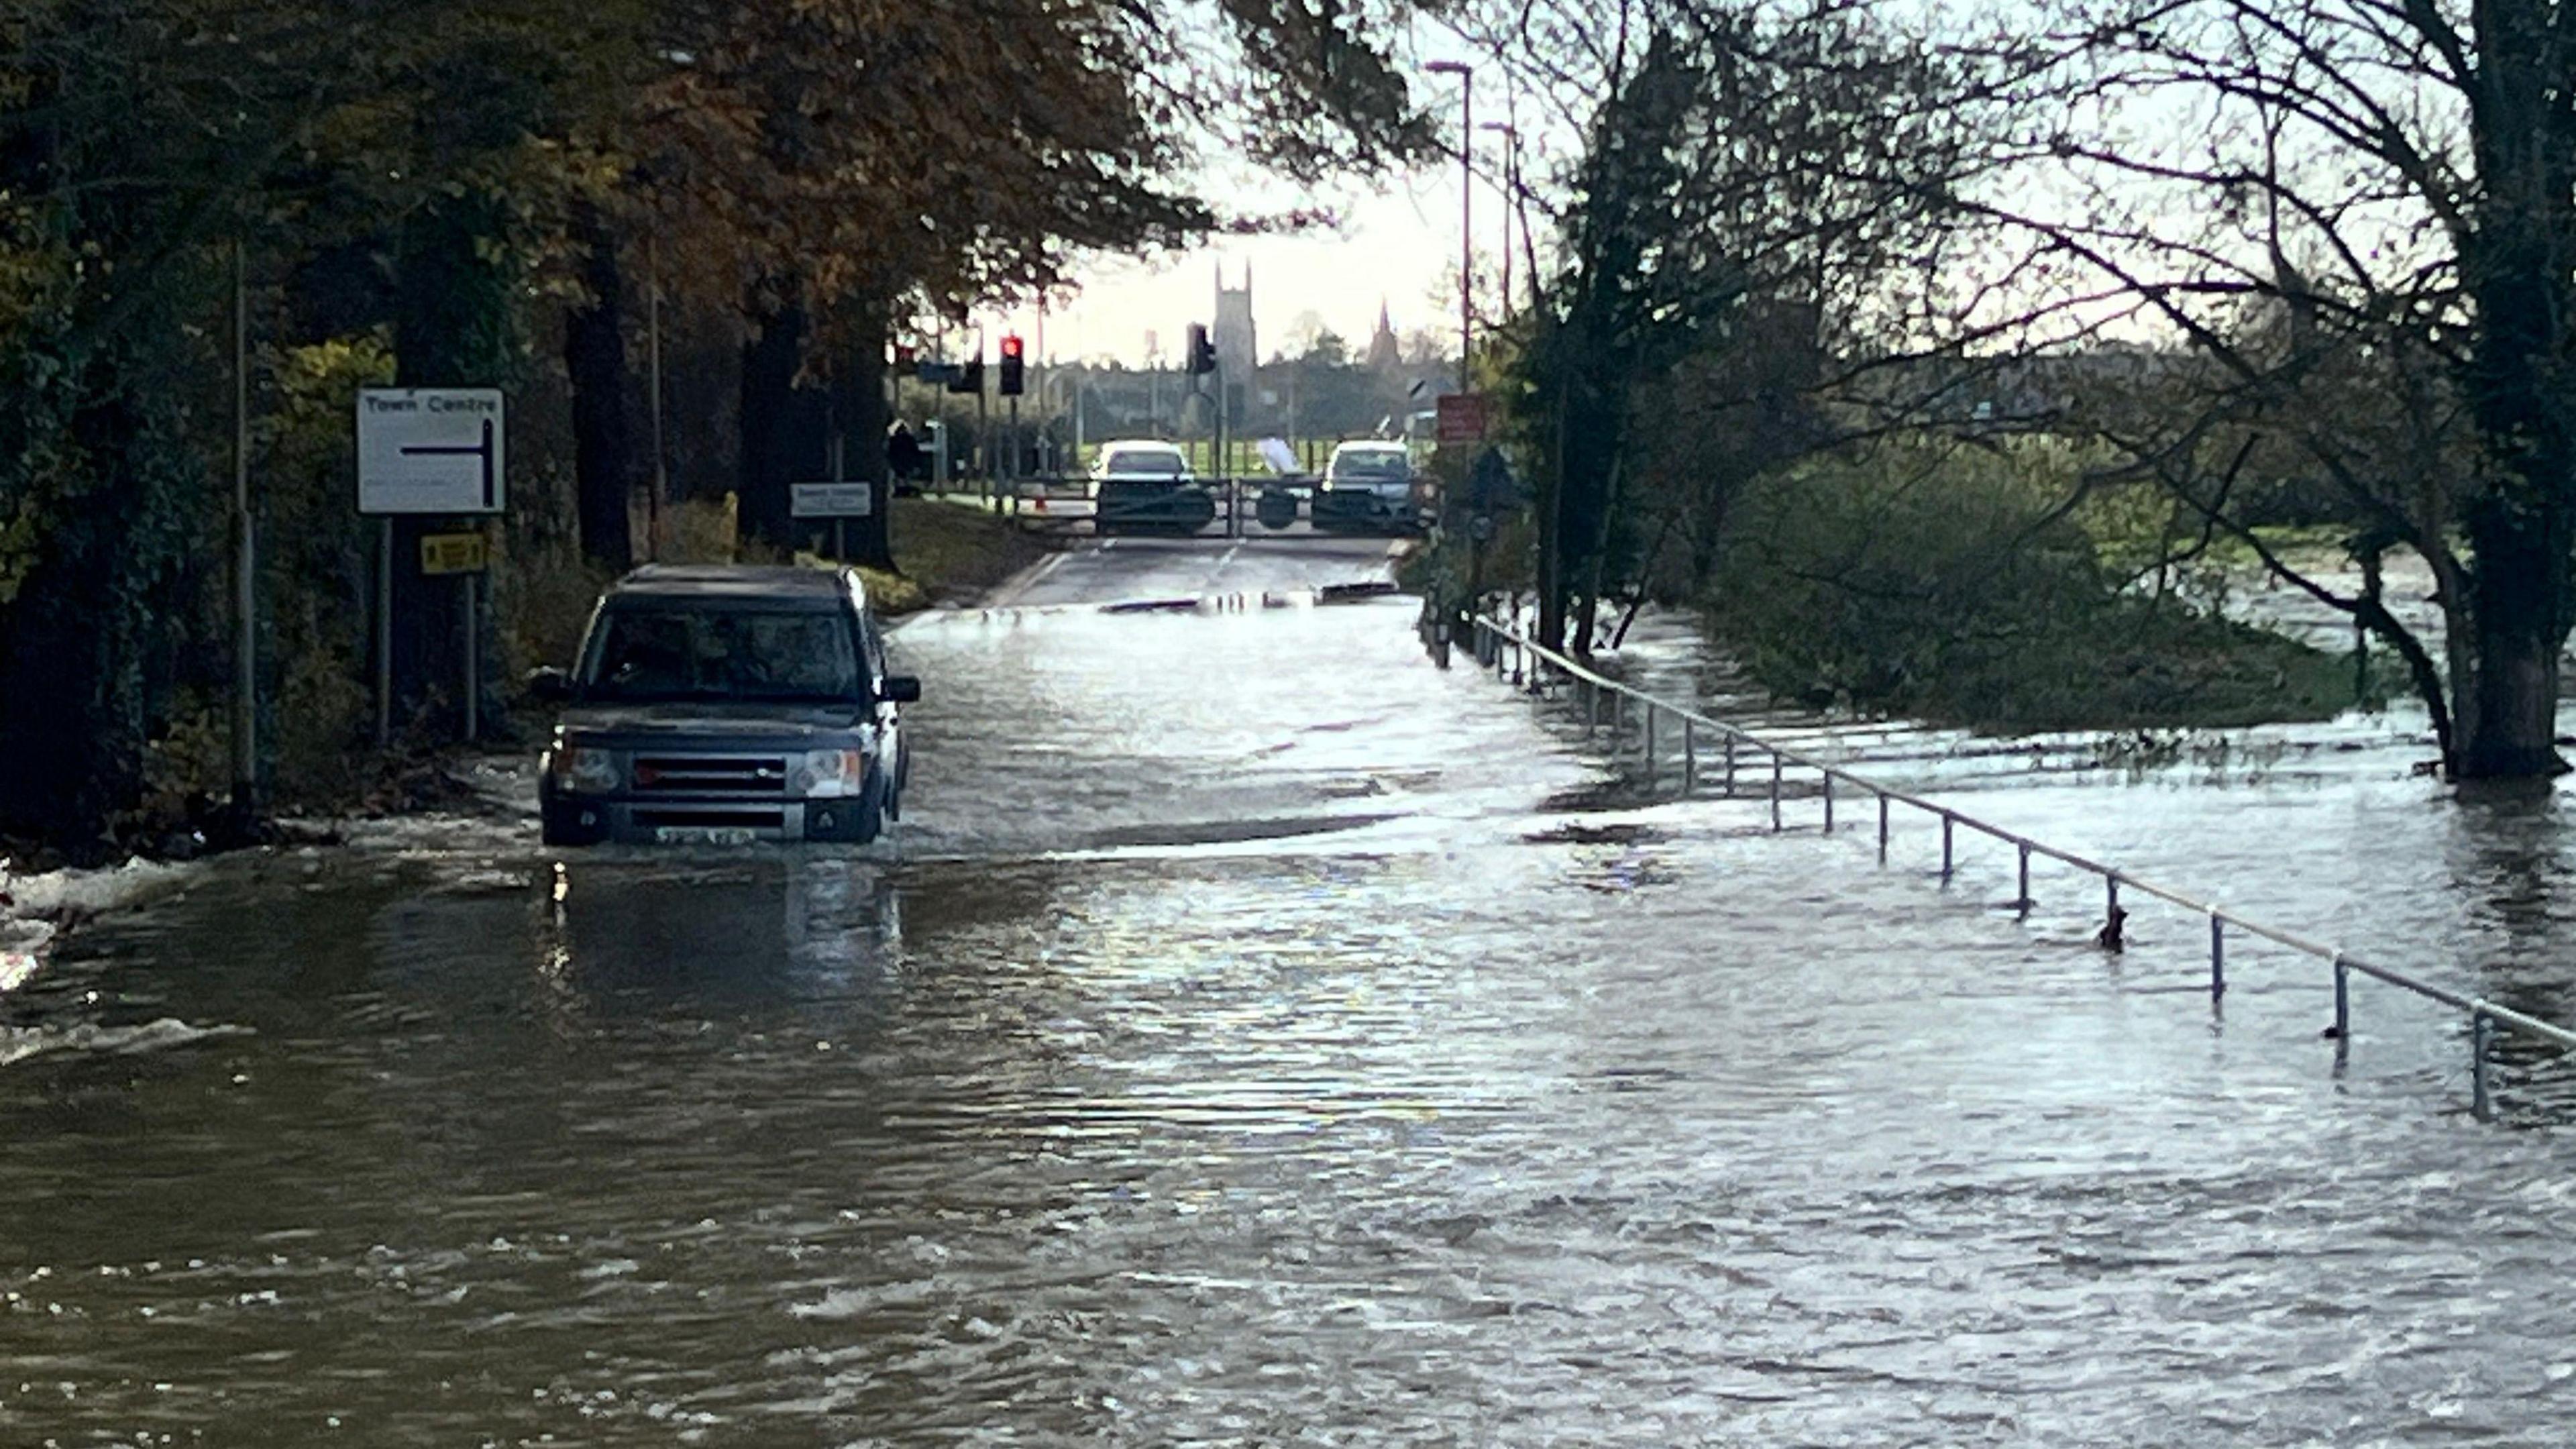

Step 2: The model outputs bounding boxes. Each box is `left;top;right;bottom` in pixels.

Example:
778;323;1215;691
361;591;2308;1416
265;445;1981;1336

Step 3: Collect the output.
6;536;2575;1445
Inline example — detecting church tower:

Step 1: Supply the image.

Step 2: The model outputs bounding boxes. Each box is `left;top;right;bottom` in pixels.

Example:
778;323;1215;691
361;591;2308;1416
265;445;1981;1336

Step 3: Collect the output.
1213;262;1256;378
1365;299;1400;370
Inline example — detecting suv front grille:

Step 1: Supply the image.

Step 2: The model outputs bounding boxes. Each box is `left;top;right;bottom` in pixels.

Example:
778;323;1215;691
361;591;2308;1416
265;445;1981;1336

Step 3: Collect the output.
633;755;788;795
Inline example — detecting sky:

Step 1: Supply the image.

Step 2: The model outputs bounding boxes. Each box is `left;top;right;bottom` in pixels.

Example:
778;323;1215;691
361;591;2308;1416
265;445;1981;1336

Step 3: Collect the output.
979;162;1471;370
983;56;1559;369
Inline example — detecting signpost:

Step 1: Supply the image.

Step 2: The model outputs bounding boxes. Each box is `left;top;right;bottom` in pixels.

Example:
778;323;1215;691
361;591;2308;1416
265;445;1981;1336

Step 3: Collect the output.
419;533;489;576
1435;392;1489;445
792;481;874;559
358;388;505;746
358;389;505;514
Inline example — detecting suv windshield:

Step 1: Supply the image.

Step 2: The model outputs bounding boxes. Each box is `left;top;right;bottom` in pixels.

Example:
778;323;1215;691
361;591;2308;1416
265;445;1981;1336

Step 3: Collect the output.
1330;449;1409;482
1099;448;1185;477
581;606;860;703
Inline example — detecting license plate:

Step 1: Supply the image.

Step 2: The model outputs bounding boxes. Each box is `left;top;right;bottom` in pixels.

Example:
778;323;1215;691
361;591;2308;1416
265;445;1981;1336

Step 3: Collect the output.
653;826;758;846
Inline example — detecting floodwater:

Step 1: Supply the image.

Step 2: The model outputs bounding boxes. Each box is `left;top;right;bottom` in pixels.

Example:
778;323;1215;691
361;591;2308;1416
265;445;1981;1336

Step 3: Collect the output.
6;539;2575;1446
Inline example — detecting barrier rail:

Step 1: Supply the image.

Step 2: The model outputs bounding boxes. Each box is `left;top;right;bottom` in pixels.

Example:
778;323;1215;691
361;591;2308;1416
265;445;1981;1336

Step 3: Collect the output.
920;477;1430;541
1471;614;2576;1123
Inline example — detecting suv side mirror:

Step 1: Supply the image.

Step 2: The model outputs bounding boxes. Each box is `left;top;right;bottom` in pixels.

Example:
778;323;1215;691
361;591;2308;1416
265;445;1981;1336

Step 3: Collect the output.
883;675;922;704
527;666;577;705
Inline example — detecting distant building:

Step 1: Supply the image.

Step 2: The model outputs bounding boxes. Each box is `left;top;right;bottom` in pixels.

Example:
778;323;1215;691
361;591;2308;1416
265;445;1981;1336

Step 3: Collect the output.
1213;264;1257;427
1364;300;1400;372
1213;264;1257;376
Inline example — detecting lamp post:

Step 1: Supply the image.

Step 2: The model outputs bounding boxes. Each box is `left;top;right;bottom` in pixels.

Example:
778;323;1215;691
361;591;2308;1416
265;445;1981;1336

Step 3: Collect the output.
1426;60;1472;392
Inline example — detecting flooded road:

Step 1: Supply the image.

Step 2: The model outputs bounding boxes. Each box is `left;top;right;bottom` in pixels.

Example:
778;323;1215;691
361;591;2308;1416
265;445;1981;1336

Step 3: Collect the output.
7;538;2575;1446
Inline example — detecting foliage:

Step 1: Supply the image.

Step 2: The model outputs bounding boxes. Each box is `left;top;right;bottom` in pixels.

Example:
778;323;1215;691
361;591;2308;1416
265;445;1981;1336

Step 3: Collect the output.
1944;0;2576;775
0;0;1432;849
1701;441;2353;732
1493;0;1984;652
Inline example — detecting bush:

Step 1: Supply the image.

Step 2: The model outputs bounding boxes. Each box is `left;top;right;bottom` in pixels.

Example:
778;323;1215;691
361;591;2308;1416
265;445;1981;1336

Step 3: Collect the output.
1703;439;2353;731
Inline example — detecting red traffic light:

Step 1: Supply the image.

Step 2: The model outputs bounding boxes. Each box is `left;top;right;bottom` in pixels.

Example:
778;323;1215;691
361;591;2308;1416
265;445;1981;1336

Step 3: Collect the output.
997;333;1027;396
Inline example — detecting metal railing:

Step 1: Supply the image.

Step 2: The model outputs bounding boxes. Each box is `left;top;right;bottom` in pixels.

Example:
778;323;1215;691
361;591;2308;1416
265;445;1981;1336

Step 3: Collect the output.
922;477;1431;541
1471;614;2576;1123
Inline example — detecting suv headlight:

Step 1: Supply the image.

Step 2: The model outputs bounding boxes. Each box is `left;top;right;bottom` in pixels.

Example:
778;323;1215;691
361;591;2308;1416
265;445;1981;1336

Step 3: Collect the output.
548;745;620;795
791;748;867;798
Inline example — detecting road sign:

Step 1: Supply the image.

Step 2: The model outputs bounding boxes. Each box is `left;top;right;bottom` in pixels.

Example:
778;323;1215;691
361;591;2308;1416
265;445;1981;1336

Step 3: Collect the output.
419;533;488;575
1436;392;1489;445
358;388;504;515
792;482;875;518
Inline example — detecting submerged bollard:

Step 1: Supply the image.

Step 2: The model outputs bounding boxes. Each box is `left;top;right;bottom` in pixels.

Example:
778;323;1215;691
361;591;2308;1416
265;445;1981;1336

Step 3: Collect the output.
2330;953;2351;1053
2209;912;2226;1002
2471;1008;2497;1122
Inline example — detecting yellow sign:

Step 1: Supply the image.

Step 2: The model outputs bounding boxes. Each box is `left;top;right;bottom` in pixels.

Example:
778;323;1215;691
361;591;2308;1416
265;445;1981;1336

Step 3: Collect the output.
419;533;488;576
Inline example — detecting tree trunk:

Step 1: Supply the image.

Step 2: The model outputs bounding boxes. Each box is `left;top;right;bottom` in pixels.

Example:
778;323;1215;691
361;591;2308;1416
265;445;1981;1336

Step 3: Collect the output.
832;296;896;570
1536;377;1569;651
565;203;634;573
0;364;191;857
390;191;517;739
2455;524;2567;777
2450;17;2576;777
736;292;816;557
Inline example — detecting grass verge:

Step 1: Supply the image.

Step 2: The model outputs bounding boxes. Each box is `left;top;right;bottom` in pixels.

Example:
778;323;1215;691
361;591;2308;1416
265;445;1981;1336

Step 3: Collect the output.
859;497;1061;614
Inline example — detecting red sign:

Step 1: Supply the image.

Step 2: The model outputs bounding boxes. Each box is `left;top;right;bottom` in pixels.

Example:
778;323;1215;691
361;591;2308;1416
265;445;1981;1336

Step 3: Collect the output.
1436;392;1489;444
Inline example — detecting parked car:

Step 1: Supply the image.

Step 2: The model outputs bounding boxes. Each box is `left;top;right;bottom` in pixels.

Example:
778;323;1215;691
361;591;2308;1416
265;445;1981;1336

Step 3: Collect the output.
1088;439;1215;535
1313;441;1424;533
531;564;918;847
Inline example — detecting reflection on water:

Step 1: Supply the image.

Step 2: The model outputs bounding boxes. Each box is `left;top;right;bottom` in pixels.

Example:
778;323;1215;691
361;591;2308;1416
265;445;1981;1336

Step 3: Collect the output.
4;598;2575;1444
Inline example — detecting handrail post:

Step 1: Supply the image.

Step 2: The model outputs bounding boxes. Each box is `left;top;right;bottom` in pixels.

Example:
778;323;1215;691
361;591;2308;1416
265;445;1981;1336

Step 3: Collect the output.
1682;718;1697;793
1823;771;1835;833
2209;913;2226;1002
1644;703;1658;790
1876;793;1889;863
1940;814;1953;882
1585;679;1597;735
2471;1008;2497;1122
1770;752;1783;831
1611;689;1623;751
2331;953;2351;1057
2017;843;2031;917
1723;733;1736;795
2103;877;2121;949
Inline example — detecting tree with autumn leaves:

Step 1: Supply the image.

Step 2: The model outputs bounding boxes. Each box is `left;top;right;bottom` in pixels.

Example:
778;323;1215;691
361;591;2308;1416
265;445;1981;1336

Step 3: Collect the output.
0;0;1428;853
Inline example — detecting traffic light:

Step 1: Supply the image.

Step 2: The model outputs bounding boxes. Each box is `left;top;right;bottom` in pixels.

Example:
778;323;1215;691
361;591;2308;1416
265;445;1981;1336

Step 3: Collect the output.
947;356;984;394
998;333;1026;396
1187;322;1218;374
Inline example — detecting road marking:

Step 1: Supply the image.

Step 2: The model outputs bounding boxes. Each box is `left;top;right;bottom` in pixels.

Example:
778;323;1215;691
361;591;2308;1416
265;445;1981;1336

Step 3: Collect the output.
1204;542;1244;594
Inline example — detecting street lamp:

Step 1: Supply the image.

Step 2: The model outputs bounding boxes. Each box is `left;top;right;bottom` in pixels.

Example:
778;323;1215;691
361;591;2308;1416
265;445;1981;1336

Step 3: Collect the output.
1426;60;1472;392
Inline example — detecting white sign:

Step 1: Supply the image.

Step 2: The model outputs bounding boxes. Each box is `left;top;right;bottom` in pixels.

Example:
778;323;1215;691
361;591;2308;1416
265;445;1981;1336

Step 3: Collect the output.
358;388;505;515
791;482;875;519
1257;437;1300;475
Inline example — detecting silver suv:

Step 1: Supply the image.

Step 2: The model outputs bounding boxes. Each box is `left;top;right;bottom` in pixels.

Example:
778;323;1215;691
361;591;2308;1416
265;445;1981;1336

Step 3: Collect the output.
533;565;918;846
1313;441;1423;533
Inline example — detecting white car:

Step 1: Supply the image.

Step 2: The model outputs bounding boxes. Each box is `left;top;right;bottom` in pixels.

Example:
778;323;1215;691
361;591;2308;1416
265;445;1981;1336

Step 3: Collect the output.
1088;439;1214;535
